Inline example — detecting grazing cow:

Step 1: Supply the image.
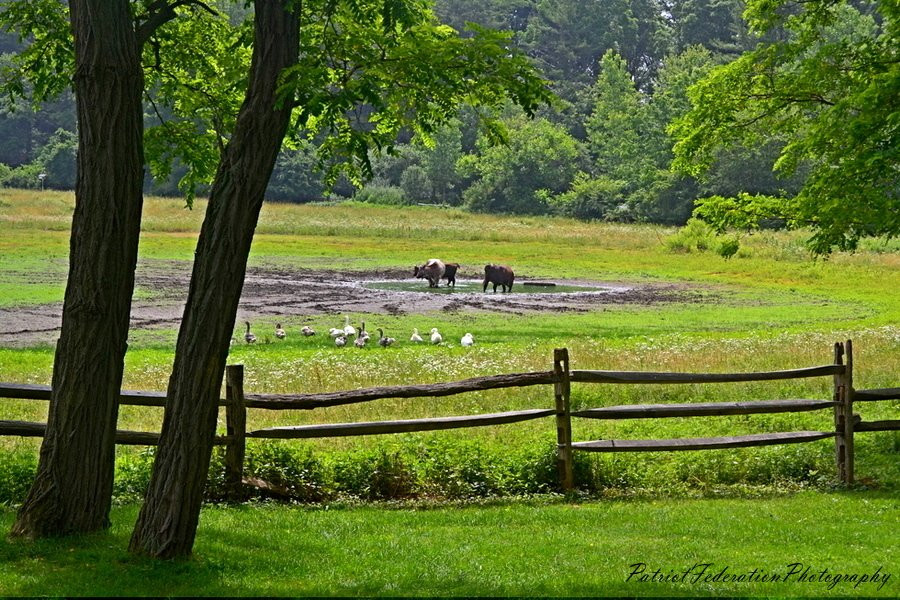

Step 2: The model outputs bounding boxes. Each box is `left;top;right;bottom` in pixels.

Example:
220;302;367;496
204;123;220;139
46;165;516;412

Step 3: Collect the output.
442;262;460;287
483;264;514;293
414;258;445;288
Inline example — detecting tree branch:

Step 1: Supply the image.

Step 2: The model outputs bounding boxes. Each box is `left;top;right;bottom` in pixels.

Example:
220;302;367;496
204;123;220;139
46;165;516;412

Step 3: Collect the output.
135;0;218;49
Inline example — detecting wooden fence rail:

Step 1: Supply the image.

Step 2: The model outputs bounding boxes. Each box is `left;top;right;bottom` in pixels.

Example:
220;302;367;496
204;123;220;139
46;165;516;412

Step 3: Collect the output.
1;340;897;497
569;364;844;384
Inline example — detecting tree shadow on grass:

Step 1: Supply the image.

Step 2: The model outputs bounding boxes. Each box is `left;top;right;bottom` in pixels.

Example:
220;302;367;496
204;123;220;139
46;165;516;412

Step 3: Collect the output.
0;505;323;597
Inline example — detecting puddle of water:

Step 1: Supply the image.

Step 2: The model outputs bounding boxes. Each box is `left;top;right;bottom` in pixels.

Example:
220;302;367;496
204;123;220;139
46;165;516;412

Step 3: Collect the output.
364;279;615;294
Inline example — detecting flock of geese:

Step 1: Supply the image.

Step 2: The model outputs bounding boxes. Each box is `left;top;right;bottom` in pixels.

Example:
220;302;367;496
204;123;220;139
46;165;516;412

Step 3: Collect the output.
241;315;475;349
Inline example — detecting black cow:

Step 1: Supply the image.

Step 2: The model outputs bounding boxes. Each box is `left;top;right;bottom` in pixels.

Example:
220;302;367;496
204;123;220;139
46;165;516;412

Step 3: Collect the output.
483;264;514;293
442;263;459;287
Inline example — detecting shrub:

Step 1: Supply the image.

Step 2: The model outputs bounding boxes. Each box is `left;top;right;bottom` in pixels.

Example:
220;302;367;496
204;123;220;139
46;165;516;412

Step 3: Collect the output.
354;183;409;206
244;441;330;502
417;439;504;498
331;447;417;500
113;448;155;502
34;129;77;190
0;451;37;505
1;162;42;189
500;442;559;495
552;173;627;220
664;217;717;253
716;235;741;259
399;165;432;203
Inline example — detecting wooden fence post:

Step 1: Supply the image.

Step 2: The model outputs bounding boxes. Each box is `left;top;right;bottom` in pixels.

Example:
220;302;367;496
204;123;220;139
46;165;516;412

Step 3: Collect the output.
225;364;247;498
833;341;854;484
554;348;574;491
842;339;855;484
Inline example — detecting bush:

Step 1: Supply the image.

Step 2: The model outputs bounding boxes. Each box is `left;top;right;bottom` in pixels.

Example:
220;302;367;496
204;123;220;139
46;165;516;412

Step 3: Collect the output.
399;165;432;203
244;441;330;502
552;173;627;220
113;448;155;502
332;447;417;500
266;145;327;202
0;162;42;189
0;451;37;505
354;183;409;206
0;433;846;507
664;217;718;253
35;129;77;190
716;235;741;259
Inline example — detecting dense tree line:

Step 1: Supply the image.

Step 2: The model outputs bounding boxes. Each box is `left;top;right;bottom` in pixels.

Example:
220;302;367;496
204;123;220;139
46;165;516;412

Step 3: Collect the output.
1;0;895;241
0;0;769;218
351;0;816;226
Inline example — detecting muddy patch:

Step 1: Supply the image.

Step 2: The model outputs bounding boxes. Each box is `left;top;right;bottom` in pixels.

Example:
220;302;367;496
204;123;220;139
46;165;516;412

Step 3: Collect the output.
0;260;710;347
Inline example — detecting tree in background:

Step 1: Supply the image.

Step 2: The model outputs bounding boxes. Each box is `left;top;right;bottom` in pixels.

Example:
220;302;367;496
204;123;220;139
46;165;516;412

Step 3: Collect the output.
643;45;716;223
585;50;661;219
434;0;534;34
671;0;899;252
520;0;670;97
420;121;465;204
459;114;582;214
266;141;328;202
669;0;747;55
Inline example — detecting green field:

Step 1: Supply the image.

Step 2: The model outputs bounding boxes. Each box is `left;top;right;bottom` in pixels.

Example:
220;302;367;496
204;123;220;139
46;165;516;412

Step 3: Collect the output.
1;493;898;597
0;189;898;595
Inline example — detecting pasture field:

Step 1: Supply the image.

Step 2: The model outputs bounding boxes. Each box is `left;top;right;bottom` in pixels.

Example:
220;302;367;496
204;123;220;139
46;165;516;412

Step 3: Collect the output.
0;189;898;488
0;189;898;595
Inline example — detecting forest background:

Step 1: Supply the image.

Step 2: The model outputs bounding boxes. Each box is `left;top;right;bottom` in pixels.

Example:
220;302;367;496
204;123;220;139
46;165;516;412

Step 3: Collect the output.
0;0;812;228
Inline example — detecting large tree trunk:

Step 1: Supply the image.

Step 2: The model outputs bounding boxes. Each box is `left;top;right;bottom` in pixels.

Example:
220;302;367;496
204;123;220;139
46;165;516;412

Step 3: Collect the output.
129;0;299;558
11;0;144;539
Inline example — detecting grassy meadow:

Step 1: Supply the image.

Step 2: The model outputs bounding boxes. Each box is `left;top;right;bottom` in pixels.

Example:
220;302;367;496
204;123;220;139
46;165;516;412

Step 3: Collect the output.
1;492;898;596
0;188;898;595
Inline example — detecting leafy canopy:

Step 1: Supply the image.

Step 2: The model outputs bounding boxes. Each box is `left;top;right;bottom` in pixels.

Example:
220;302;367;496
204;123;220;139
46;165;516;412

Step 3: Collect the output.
0;0;552;201
670;0;899;253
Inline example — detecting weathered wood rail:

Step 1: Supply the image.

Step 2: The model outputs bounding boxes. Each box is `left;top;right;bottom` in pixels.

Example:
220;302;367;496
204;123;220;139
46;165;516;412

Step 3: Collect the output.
1;339;897;495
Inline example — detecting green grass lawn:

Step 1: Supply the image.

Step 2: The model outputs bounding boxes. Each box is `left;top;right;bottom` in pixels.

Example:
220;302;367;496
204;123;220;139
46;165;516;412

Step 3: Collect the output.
1;492;897;597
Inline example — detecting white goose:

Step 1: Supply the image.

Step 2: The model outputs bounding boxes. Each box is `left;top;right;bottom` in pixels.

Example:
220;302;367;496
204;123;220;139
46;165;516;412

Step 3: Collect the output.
410;328;423;343
334;335;347;347
343;315;356;338
461;332;474;347
275;323;286;340
329;327;344;338
244;321;257;344
430;327;442;345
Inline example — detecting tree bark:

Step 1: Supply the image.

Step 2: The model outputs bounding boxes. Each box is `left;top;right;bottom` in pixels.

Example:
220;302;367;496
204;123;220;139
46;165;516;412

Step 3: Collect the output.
11;0;144;538
129;0;299;558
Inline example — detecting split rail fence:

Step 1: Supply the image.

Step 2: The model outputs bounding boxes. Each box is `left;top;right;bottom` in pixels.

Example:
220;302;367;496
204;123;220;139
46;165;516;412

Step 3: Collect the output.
1;340;897;493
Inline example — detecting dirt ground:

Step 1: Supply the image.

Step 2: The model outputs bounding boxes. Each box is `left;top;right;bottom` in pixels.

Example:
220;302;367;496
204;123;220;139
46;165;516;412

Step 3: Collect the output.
0;260;707;347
